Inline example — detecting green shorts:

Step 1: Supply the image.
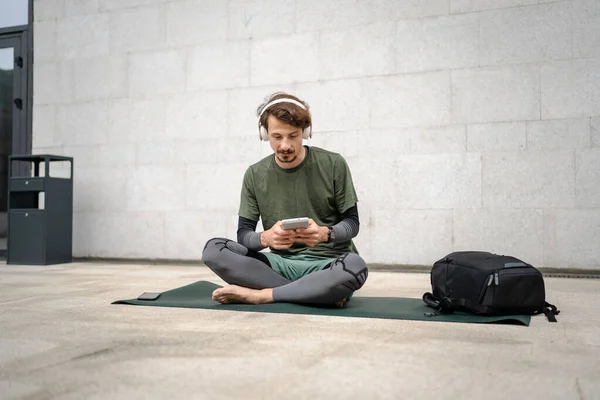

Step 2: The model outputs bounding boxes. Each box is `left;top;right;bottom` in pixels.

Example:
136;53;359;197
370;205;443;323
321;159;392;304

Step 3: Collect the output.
263;252;336;281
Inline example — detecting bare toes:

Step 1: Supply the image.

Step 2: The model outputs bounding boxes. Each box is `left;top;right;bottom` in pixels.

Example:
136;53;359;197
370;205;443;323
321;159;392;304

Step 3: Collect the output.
336;297;348;308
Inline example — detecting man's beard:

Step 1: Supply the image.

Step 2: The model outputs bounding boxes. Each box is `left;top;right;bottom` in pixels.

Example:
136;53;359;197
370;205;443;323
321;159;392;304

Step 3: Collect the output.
277;149;296;163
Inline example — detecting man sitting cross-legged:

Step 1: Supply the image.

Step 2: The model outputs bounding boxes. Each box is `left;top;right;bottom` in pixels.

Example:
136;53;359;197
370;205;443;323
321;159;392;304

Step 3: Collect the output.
202;92;368;307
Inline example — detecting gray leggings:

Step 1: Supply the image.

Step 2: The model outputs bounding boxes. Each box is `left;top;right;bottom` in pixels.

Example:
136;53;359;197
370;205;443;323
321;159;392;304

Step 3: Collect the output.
202;238;369;305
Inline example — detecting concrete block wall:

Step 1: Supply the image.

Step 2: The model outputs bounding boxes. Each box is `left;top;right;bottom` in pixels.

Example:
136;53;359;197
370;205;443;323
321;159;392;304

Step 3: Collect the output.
31;0;600;269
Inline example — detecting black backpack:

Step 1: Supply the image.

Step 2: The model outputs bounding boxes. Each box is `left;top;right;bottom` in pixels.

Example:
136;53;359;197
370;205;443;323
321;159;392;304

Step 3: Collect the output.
422;251;559;322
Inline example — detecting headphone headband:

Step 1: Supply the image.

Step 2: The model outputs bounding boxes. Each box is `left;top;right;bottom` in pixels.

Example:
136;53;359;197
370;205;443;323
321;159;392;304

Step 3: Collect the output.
257;97;312;141
257;98;307;121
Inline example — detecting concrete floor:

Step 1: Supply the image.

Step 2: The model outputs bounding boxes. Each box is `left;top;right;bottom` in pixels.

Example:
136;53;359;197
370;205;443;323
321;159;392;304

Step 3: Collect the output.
1;262;599;400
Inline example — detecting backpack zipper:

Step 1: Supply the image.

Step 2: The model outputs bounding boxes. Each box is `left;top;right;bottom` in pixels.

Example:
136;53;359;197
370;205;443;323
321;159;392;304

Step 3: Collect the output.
486;271;499;286
496;264;534;285
480;272;497;304
493;265;539;288
481;264;535;305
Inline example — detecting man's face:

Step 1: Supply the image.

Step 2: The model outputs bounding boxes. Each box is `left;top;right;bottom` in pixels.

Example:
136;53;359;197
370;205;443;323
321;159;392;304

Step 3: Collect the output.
267;115;304;167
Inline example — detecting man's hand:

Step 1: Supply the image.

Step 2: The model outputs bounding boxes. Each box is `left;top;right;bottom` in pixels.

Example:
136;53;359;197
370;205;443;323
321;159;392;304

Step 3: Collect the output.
260;221;295;249
293;218;328;247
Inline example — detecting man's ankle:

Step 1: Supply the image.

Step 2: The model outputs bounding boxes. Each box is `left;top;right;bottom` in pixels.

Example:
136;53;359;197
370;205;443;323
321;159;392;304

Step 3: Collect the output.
259;288;274;304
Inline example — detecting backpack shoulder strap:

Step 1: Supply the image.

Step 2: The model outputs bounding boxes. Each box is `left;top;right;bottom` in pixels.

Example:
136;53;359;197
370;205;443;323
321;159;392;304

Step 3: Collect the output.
422;292;454;316
540;301;560;322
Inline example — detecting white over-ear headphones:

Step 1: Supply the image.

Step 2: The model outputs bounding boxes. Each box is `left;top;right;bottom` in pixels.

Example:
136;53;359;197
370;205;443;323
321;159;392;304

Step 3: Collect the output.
257;98;312;141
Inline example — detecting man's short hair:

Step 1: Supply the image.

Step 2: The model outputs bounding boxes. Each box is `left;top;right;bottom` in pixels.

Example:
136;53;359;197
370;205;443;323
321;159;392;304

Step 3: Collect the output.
256;92;312;131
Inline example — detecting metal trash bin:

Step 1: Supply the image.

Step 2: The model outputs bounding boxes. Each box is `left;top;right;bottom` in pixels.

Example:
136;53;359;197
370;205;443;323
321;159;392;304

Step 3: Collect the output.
7;154;73;265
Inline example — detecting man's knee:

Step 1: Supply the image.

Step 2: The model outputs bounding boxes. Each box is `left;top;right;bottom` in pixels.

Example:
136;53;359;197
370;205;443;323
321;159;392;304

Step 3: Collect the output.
203;237;225;252
202;237;225;259
333;252;369;290
202;237;230;268
202;237;249;268
343;253;368;273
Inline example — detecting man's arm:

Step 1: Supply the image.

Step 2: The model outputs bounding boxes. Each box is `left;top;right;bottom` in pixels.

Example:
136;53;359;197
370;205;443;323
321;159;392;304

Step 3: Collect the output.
330;155;359;241
238;204;360;250
293;204;360;247
329;203;360;243
237;217;265;251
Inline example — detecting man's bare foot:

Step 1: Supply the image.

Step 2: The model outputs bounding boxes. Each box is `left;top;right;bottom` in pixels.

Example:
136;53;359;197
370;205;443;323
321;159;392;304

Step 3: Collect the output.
212;285;274;305
336;297;348;308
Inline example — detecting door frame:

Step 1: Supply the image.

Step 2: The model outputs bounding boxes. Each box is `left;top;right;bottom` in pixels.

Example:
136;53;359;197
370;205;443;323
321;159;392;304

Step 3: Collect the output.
0;1;34;259
0;33;29;156
0;0;34;157
0;35;29;259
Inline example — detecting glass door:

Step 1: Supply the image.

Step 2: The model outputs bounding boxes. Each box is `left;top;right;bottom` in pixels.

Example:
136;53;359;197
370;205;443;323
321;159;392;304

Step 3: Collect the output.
0;36;25;257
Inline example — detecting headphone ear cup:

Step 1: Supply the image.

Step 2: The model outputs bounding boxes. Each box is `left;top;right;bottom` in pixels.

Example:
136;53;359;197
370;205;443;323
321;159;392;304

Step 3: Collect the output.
260;126;269;141
303;126;311;139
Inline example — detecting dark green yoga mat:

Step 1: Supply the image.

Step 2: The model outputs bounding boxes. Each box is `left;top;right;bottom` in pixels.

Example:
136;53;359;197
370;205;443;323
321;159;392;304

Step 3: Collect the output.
112;281;531;326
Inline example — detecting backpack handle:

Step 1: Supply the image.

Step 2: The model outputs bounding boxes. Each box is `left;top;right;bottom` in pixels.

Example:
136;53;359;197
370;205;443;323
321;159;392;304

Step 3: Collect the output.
422;292;439;309
423;292;454;314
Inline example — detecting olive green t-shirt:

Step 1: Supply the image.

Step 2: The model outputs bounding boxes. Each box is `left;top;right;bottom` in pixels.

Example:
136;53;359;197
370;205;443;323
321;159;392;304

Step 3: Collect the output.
238;146;359;258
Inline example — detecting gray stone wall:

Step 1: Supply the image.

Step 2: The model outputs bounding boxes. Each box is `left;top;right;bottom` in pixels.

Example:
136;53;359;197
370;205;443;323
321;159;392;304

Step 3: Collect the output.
31;0;600;269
